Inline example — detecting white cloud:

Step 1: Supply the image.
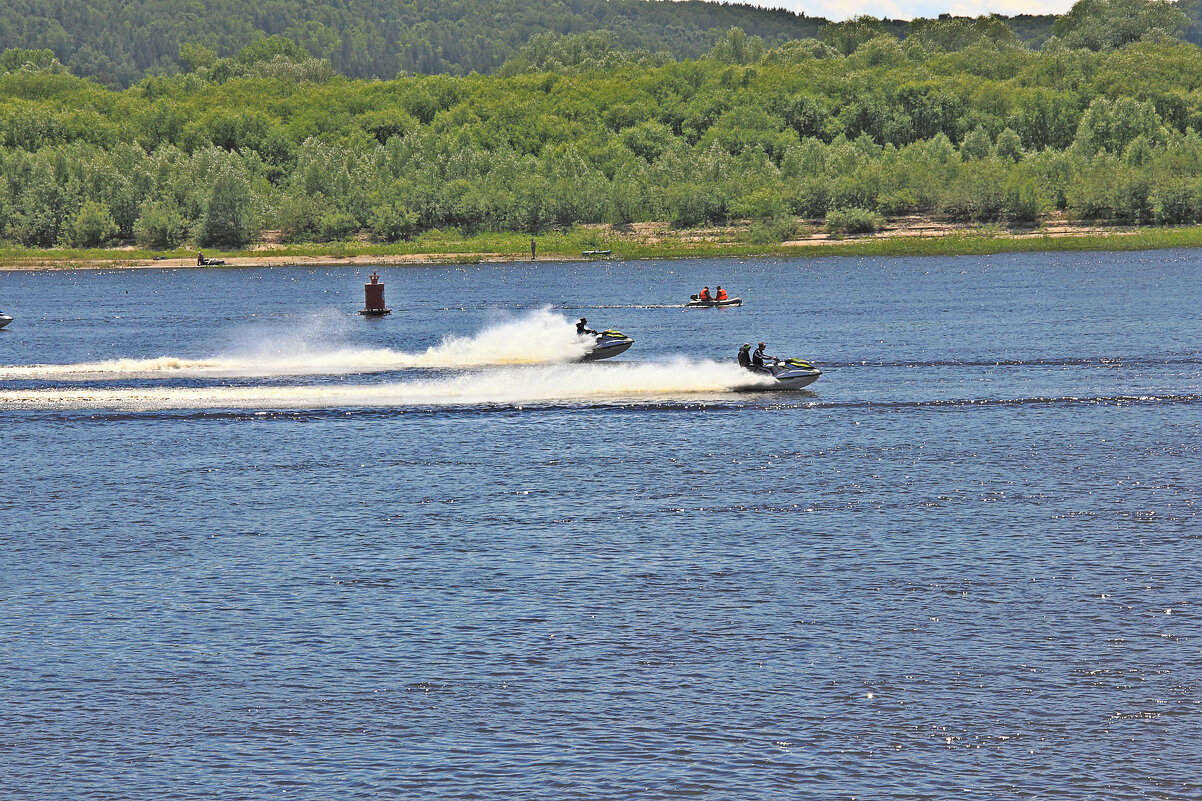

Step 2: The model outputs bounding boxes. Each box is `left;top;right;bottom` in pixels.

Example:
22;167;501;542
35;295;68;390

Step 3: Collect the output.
718;0;1077;21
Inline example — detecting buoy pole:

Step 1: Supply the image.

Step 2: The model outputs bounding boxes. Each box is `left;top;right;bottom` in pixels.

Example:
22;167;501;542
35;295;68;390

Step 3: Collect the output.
360;271;391;316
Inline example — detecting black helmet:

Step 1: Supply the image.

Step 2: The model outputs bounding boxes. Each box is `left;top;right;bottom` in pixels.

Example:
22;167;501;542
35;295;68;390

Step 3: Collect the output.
579;317;586;323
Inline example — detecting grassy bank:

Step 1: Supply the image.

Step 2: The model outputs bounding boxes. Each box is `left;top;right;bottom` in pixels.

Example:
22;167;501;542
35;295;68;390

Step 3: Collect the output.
5;222;1202;268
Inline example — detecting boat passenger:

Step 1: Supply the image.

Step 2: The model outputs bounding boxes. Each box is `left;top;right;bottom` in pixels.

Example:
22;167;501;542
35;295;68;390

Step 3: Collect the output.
738;343;752;369
752;342;771;369
577;317;597;336
698;286;713;302
715;286;728;302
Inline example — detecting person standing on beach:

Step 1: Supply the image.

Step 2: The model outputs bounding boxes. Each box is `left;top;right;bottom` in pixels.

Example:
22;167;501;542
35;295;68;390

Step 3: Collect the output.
531;238;536;260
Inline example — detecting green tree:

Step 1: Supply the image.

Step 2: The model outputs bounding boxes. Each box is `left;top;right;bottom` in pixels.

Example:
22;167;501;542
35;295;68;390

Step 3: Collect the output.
620;121;674;162
134;199;186;248
0;48;66;74
1150;179;1199;223
960;126;993;160
200;169;256;247
369;199;418;241
819;17;887;56
178;42;218;72
1074;97;1164;156
908;16;1021;52
1053;0;1188;50
995;127;1024;161
708;27;766;65
69;200;118;246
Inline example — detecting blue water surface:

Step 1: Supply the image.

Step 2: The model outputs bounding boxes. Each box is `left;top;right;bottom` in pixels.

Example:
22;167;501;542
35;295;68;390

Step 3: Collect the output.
1;250;1200;800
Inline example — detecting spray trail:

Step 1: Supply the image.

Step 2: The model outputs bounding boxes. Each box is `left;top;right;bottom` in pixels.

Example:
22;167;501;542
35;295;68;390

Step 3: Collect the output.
0;308;596;381
0;360;776;410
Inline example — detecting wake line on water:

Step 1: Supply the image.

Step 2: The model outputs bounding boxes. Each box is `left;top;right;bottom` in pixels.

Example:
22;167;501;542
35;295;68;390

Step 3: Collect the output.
8;389;1193;417
0;308;595;381
818;393;1202;410
558;304;683;309
824;356;1202;369
0;360;775;410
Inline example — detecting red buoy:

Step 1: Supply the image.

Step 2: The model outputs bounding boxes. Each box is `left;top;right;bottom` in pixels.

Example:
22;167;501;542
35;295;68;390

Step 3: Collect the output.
360;271;391;316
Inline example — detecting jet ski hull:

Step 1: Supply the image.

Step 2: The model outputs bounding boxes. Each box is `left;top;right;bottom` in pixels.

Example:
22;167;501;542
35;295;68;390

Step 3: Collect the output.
737;359;822;391
580;332;634;361
766;371;821;390
686;297;742;307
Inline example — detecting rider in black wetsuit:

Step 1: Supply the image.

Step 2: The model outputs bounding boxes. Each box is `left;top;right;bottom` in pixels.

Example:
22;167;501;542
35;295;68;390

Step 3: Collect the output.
752;342;771;370
738;344;752;369
577;317;597;336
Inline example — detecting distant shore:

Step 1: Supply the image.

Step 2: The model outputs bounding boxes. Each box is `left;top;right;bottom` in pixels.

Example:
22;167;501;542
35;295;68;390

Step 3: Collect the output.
4;217;1202;270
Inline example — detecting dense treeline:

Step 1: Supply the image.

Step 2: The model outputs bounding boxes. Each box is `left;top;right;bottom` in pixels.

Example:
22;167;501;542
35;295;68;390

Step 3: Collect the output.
13;0;1202;89
0;0;1073;88
0;0;834;88
4;1;1202;251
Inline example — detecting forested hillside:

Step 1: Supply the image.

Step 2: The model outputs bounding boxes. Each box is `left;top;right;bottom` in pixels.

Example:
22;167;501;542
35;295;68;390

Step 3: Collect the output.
2;1;1202;251
0;0;1067;88
0;0;832;87
17;0;1202;89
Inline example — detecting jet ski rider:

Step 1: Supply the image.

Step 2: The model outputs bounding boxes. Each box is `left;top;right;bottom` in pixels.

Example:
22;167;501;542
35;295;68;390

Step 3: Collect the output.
698;286;712;302
577;317;598;336
752;342;772;370
715;286;728;302
738;343;752;369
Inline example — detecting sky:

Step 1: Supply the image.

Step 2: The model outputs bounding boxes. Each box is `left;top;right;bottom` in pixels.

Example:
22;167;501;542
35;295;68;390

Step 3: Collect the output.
720;0;1079;21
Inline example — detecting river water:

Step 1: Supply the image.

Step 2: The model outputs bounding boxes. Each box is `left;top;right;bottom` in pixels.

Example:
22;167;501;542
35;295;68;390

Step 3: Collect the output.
1;251;1199;799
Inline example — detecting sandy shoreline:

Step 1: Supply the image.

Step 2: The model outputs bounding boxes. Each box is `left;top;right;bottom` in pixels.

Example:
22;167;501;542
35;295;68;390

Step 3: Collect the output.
0;252;520;271
0;217;1174;271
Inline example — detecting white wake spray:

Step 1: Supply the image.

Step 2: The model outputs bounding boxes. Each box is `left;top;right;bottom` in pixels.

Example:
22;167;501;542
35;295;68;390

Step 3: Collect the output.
0;308;597;380
0;359;776;410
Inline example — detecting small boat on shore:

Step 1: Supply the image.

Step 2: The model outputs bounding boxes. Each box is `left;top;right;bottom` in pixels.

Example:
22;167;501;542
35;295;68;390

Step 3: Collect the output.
686;295;742;307
582;249;611;257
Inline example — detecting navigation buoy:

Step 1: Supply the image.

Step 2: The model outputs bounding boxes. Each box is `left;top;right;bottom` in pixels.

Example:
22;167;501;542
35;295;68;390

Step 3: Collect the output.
360;271;391;316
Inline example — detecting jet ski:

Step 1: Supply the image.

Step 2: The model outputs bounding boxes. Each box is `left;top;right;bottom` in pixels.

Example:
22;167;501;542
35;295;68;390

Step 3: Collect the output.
740;358;822;390
687;295;742;307
580;330;634;361
0;311;11;330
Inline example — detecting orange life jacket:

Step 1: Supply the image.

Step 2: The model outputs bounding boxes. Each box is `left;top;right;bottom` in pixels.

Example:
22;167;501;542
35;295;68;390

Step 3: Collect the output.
699;289;712;300
716;289;728;301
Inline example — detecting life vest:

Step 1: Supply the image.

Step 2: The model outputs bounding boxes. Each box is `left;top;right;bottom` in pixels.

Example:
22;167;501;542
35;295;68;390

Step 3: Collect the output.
716;289;728;301
699;289;712;301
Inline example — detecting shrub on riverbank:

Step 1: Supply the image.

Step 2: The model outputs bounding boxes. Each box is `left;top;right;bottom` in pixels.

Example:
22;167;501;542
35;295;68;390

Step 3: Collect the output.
825;207;884;236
